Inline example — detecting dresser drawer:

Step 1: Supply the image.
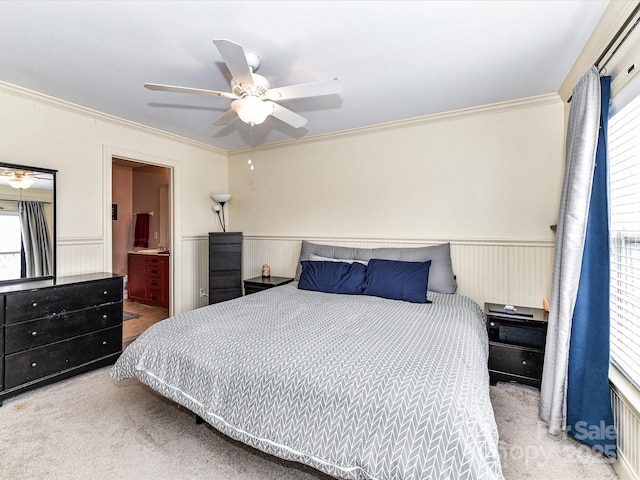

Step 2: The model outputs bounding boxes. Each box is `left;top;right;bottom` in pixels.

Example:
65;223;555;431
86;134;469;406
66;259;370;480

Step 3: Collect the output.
4;326;122;389
147;256;167;266
4;302;122;354
147;261;165;278
209;248;241;271
5;277;123;324
148;277;164;290
209;288;242;303
489;343;544;379
148;289;163;305
209;270;242;289
209;232;242;245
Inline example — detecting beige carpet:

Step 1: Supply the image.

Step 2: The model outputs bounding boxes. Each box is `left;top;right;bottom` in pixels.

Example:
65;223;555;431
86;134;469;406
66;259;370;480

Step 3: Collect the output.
0;367;618;480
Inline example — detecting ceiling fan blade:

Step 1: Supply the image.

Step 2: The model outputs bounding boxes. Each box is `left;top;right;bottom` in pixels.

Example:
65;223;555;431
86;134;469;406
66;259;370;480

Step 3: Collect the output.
145;83;238;100
212;109;237;126
269;102;308;128
265;78;343;101
213;39;255;86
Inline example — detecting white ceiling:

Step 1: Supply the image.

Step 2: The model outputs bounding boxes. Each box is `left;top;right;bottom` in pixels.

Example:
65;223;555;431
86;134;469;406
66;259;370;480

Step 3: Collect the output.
0;1;609;151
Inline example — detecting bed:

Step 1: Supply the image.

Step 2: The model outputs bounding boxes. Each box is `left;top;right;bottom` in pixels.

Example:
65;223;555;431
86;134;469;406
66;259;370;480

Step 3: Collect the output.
111;242;504;480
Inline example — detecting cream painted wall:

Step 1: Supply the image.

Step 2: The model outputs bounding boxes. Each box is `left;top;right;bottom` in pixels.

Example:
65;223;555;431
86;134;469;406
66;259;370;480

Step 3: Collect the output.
229;95;564;242
0;82;227;313
228;95;564;307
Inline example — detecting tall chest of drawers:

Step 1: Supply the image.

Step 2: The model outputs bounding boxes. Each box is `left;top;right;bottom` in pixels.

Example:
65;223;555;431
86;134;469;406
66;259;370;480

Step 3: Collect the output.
0;273;123;405
209;232;242;304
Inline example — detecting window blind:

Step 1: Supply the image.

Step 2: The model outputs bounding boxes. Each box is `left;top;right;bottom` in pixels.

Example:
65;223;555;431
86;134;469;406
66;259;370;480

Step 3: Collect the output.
609;90;640;390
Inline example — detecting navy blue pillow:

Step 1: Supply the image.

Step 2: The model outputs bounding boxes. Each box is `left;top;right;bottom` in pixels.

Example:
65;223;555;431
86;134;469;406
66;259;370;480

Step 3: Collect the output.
298;260;366;295
362;259;432;303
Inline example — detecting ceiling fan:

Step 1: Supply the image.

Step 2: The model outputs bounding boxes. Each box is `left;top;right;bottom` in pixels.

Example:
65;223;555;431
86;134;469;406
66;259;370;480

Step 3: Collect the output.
0;169;50;189
144;39;343;129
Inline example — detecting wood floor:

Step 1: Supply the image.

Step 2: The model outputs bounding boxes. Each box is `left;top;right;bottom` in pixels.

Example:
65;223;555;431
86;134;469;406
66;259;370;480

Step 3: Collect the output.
122;300;169;349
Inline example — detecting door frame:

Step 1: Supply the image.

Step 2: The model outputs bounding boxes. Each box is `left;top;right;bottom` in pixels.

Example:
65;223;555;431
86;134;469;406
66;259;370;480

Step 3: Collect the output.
102;145;181;316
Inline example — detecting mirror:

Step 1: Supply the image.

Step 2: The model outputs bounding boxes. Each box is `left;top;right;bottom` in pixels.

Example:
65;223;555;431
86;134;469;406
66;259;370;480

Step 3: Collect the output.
0;162;56;285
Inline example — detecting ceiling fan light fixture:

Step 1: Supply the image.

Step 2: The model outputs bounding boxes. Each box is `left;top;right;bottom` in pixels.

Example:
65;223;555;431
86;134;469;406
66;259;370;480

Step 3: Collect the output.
6;173;35;189
231;96;273;125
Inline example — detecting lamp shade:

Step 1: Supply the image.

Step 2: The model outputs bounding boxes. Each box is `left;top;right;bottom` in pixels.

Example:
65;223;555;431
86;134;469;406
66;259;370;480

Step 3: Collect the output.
212;194;231;204
231;96;273;125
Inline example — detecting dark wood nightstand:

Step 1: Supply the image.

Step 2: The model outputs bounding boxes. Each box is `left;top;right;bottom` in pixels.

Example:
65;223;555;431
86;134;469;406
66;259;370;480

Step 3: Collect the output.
244;276;294;295
485;303;548;388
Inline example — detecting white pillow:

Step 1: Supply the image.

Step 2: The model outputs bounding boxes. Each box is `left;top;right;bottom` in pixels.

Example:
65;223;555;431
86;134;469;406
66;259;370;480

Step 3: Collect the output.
309;253;369;265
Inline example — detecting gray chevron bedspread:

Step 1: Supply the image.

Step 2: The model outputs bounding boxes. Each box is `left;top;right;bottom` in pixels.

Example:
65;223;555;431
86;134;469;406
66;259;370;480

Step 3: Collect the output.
111;283;504;480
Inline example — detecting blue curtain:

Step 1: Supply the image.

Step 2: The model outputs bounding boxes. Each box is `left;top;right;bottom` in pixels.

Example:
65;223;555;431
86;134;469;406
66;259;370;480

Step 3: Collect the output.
566;75;616;457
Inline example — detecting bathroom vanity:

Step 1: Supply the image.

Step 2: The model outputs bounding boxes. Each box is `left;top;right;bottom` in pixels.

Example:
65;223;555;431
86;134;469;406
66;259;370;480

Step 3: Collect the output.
127;251;169;308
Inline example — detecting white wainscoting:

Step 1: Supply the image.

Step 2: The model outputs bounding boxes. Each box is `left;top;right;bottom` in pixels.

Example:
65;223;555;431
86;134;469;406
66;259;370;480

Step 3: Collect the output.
57;236;210;315
57;238;105;276
242;236;555;308
57;235;553;314
179;236;210;313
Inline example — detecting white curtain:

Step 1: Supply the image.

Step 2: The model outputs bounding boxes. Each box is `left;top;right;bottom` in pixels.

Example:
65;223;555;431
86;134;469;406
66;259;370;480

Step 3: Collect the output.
539;66;601;434
18;200;53;277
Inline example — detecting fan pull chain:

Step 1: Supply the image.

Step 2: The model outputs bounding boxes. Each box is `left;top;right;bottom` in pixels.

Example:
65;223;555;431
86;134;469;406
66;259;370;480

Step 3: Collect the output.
248;125;255;170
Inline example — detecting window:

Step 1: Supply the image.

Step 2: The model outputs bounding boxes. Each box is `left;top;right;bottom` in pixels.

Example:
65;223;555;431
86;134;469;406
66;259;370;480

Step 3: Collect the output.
609;89;640;390
0;212;21;280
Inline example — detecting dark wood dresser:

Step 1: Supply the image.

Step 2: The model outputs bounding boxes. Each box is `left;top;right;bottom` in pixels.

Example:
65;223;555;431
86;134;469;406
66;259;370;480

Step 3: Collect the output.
209;232;243;304
485;303;548;388
0;273;123;405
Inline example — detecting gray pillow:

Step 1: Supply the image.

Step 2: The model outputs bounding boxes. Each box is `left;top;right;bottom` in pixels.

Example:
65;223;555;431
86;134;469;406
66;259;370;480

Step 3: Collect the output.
295;241;457;294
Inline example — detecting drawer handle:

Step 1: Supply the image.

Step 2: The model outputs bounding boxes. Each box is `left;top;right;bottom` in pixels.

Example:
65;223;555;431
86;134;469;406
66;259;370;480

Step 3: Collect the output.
103;314;108;319
489;322;495;327
31;331;37;336
103;290;108;295
522;360;527;365
32;302;38;307
102;341;107;345
31;362;37;368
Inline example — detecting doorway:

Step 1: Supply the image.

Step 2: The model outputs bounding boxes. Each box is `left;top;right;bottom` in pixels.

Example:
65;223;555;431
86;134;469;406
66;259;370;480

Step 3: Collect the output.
111;158;171;348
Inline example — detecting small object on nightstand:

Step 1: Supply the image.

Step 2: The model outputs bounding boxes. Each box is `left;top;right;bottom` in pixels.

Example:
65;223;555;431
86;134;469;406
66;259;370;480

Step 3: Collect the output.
244;275;293;295
262;264;271;278
485;302;548;388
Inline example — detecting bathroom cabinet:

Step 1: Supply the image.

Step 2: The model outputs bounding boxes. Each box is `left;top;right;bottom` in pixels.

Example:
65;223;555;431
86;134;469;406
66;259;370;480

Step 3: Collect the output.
127;253;169;308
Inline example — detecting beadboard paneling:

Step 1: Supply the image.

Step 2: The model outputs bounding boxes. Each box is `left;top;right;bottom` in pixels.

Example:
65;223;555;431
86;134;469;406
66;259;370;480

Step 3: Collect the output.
243;236;554;308
57;235;553;313
57;238;104;276
57;236;210;315
179;236;209;312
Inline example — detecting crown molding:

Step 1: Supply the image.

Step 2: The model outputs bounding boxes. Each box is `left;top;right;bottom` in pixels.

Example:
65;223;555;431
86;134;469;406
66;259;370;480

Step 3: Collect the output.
0;80;226;155
0;78;562;158
229;93;562;155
